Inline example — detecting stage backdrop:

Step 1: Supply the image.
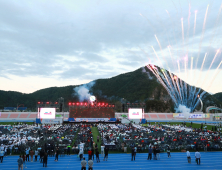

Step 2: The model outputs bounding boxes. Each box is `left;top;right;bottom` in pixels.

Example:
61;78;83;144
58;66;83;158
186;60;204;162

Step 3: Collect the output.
69;107;115;118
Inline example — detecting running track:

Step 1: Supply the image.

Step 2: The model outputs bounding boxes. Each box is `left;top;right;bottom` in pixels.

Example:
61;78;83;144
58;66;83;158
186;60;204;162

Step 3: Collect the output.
0;152;221;170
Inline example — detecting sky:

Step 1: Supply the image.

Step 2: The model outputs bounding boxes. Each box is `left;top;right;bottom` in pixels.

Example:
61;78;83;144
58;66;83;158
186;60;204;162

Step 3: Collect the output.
0;0;222;94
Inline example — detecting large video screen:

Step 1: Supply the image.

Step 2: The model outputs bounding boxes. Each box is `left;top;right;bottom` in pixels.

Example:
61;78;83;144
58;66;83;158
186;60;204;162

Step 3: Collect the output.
128;108;143;119
40;108;55;119
69;107;115;118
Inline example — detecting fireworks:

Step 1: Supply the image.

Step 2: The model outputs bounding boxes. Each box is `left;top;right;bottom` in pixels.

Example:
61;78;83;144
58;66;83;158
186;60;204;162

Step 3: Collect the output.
147;64;205;112
142;3;222;113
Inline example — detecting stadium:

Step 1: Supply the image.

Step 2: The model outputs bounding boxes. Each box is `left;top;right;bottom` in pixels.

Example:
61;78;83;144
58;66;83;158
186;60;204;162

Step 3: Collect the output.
1;0;222;170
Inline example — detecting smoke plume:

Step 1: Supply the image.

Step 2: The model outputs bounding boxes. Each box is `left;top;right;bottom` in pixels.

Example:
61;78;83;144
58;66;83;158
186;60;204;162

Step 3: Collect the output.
73;81;95;102
175;104;191;119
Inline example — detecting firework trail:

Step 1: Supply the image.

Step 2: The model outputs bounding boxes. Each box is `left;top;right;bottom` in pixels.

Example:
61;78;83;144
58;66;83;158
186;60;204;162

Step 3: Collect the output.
190;10;197;85
190;57;194;83
151;46;163;67
186;4;191;80
155;34;169;69
196;53;207;87
206;60;222;91
186;3;191;54
200;49;220;87
144;3;221;113
177;60;181;77
165;10;178;58
168;45;176;71
139;13;156;33
147;64;204;112
194;5;209;84
181;18;185;55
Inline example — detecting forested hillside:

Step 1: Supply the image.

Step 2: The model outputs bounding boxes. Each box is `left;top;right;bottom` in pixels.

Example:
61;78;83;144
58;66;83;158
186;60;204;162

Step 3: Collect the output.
0;66;221;112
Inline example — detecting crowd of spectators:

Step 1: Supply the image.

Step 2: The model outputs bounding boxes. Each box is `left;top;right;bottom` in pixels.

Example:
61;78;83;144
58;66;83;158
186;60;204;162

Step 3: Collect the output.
0;121;222;168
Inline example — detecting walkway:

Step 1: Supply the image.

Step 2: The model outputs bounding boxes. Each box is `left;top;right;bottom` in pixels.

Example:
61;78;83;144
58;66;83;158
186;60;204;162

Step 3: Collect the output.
1;152;222;170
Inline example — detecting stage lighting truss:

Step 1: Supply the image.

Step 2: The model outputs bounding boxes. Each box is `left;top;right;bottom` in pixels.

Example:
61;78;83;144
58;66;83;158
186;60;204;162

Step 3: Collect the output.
68;102;115;108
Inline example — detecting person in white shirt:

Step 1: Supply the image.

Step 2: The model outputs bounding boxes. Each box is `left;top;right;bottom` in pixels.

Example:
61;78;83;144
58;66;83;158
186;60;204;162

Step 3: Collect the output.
195;150;201;165
186;150;191;163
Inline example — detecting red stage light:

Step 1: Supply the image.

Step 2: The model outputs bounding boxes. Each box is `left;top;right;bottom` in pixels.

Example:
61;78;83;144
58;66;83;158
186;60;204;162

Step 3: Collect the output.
102;103;104;105
112;105;115;107
76;103;79;105
98;103;100;106
55;102;58;104
46;102;49;104
80;103;83;105
72;103;75;105
68;102;71;106
37;102;40;104
85;103;87;106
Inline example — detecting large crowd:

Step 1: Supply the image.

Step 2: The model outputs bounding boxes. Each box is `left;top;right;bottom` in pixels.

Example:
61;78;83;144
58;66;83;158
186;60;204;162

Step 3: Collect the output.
0;121;222;169
98;122;222;153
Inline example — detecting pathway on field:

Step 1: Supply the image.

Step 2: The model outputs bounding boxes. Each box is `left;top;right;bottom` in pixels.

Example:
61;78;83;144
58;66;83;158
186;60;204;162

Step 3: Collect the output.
1;152;222;170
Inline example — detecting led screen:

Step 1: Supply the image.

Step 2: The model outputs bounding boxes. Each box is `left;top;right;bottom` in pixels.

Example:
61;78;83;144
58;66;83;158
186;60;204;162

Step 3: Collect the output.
69;107;115;118
40;108;55;119
128;108;143;119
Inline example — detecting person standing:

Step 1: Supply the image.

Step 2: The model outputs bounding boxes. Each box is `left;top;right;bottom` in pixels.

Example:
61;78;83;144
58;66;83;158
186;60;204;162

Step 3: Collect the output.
153;147;157;160
35;149;38;162
104;147;109;161
96;150;100;163
88;149;92;161
22;154;26;168
195;150;201;165
131;147;135;161
0;149;4;163
204;144;207;152
187;150;191;163
97;135;100;143
167;146;171;158
81;158;87;170
25;148;30;162
40;149;44;163
156;147;160;160
79;148;84;161
67;145;71;156
147;146;152;160
88;158;93;170
43;152;48;167
17;155;23;170
4;147;7;157
55;147;59;162
30;149;34;162
91;147;94;161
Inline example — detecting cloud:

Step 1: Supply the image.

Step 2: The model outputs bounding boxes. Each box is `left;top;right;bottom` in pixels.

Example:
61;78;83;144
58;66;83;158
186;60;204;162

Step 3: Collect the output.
0;0;221;93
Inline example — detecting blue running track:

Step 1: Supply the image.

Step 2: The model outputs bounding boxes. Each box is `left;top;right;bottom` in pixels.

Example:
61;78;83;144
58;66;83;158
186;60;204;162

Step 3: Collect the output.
0;152;222;170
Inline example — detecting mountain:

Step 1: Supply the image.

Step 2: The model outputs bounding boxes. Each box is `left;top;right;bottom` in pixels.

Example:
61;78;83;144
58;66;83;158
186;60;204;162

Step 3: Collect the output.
213;93;222;103
0;66;221;112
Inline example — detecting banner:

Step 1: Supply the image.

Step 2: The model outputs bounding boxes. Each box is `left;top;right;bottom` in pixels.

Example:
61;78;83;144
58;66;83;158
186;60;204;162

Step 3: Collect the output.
173;113;210;119
72;118;114;122
41;118;63;124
